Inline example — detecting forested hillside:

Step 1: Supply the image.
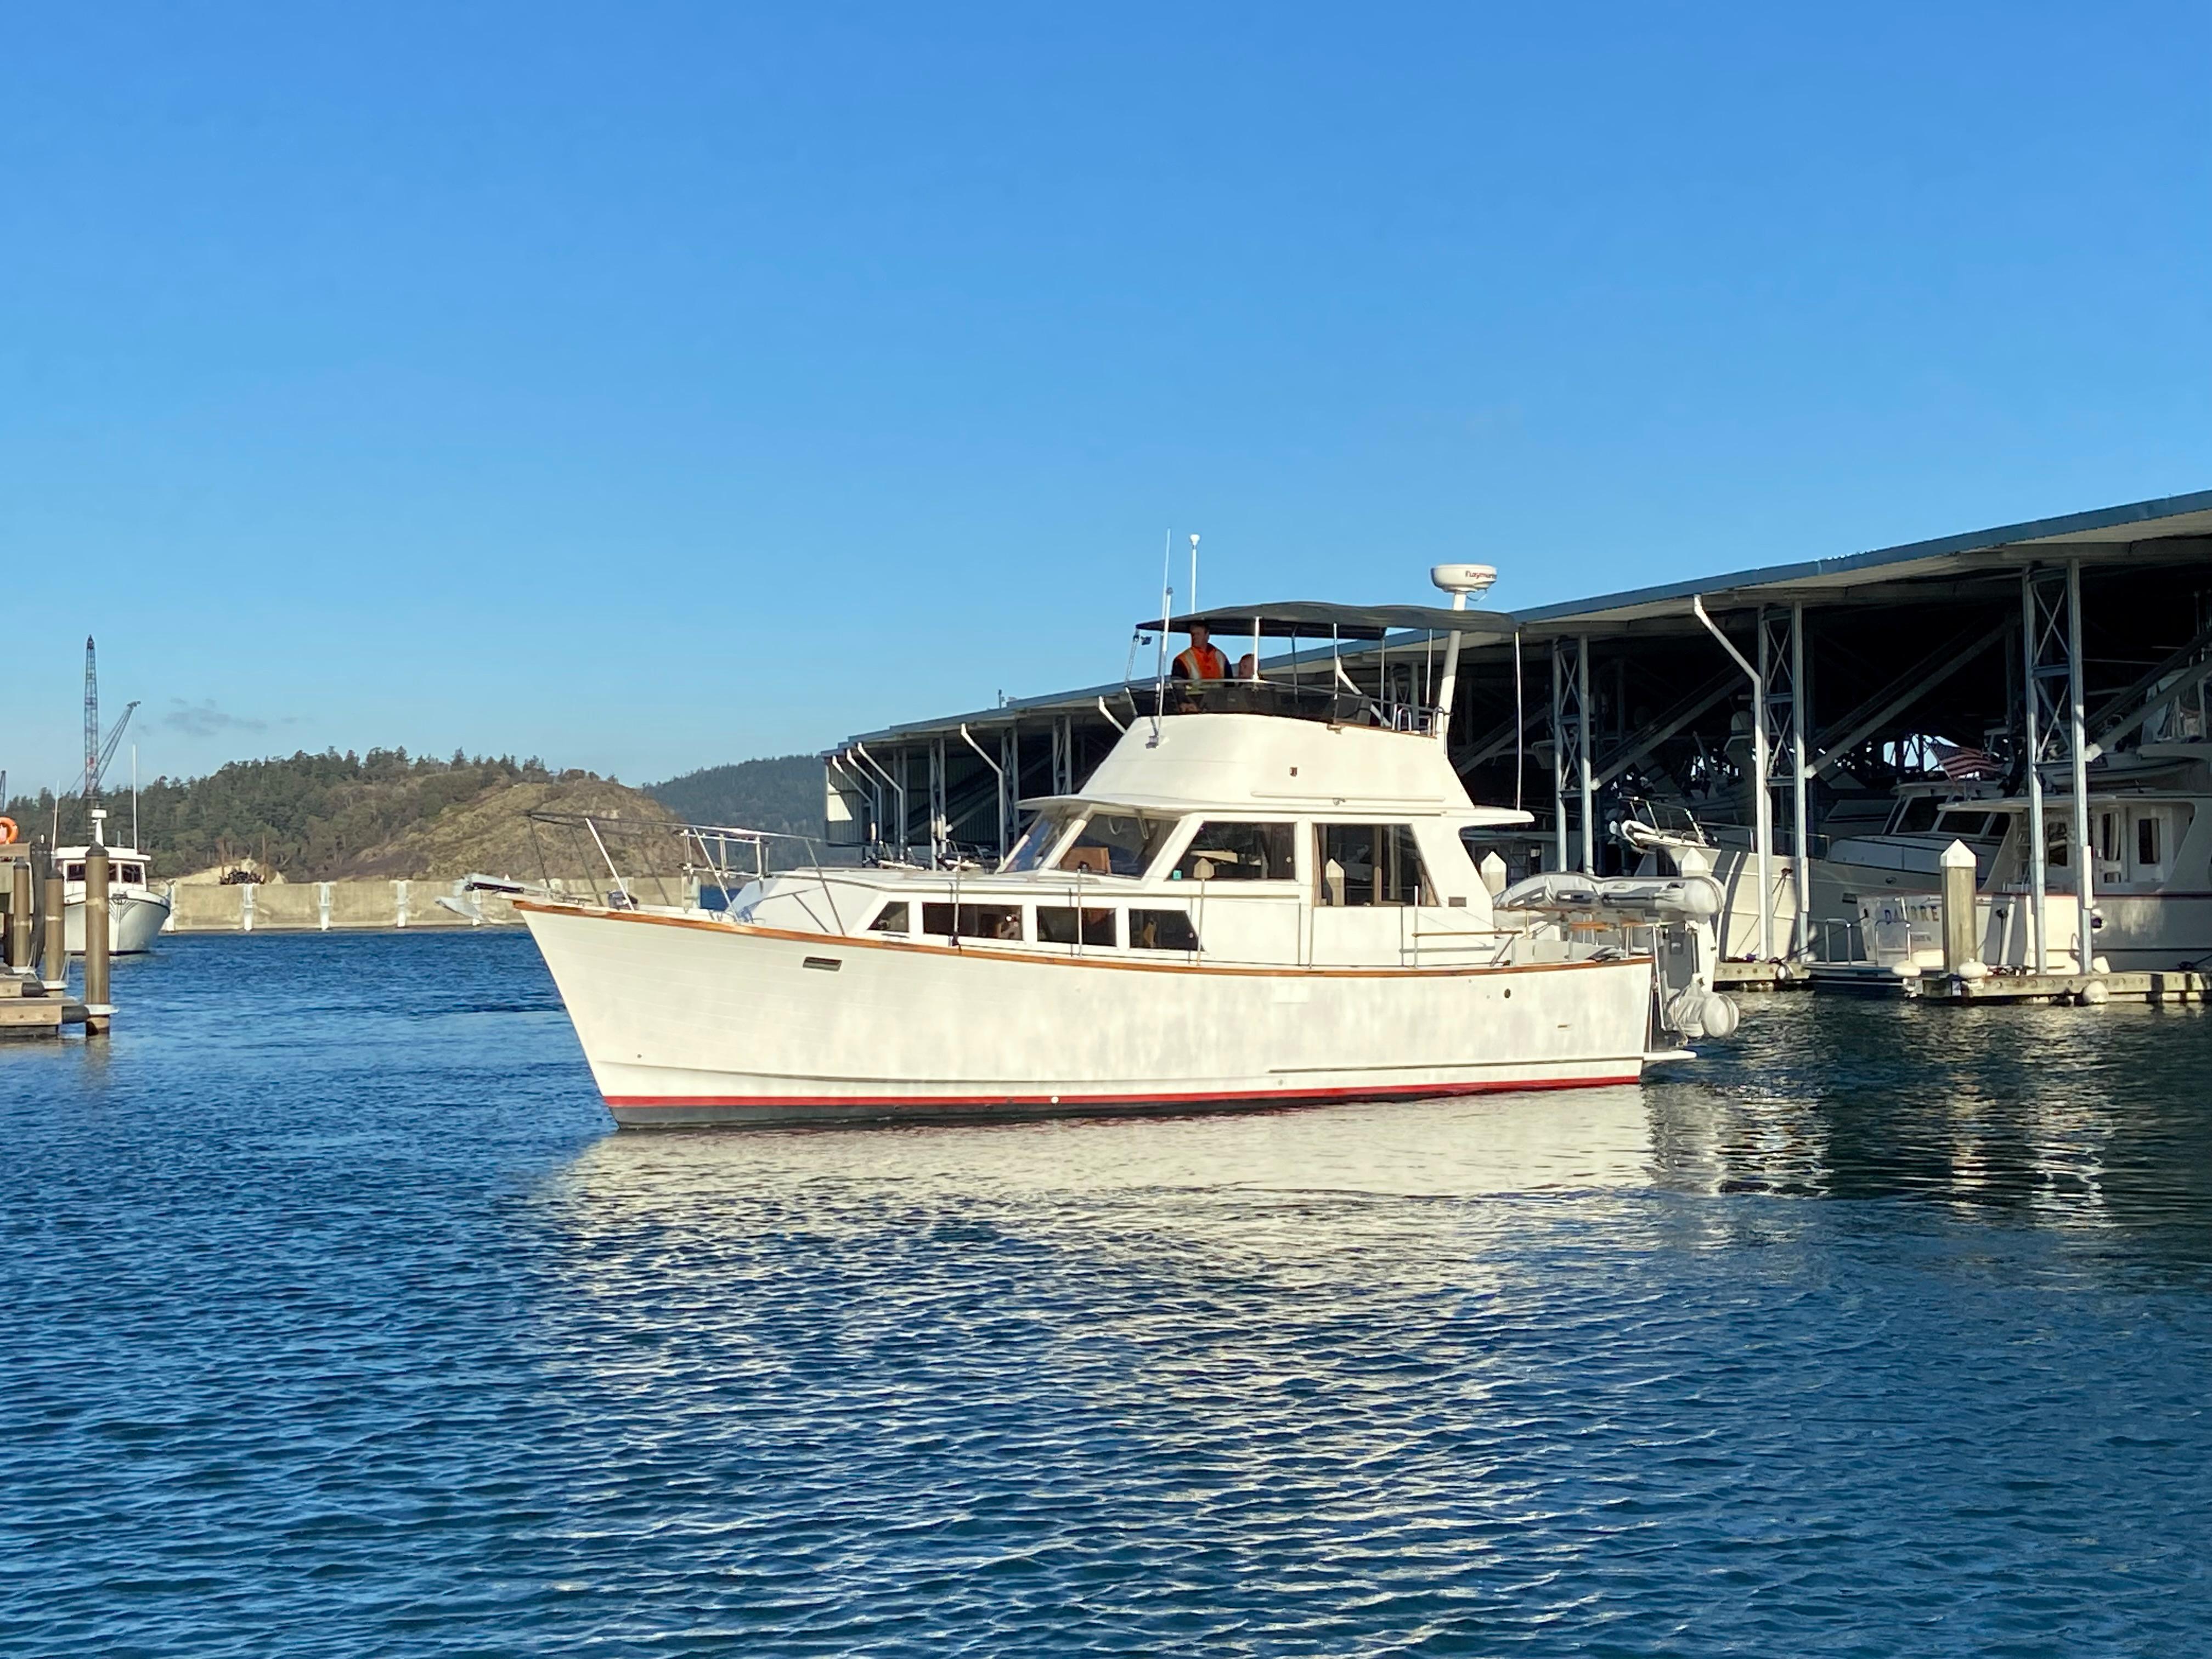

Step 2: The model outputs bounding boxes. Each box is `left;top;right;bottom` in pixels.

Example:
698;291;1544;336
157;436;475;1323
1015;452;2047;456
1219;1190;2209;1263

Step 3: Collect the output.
2;750;672;880
1;747;830;881
645;754;822;840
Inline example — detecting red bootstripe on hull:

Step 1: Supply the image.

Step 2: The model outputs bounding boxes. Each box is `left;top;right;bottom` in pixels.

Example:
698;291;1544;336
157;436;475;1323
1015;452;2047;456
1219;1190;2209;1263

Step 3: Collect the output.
604;1073;1643;1111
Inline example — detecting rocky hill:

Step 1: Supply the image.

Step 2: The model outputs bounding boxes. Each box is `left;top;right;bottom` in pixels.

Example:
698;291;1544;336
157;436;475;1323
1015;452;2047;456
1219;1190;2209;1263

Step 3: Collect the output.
645;754;821;840
4;751;678;883
328;776;680;880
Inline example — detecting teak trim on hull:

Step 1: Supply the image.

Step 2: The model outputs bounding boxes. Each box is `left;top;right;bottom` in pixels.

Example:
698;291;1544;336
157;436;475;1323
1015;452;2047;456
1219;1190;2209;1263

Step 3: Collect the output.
514;899;1651;980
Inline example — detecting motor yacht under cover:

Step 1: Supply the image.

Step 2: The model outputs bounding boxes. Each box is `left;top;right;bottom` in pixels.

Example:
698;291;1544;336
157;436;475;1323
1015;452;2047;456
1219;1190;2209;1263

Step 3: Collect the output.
516;690;1732;1127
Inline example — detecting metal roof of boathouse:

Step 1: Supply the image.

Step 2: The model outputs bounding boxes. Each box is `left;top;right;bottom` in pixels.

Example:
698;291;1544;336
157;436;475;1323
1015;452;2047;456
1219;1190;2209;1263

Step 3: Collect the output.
1506;486;2212;637
843;487;2212;748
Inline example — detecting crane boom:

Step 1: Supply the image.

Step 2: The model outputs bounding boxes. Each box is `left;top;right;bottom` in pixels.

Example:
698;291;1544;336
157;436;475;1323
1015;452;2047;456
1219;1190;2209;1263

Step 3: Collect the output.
94;702;139;796
79;637;140;802
83;636;99;802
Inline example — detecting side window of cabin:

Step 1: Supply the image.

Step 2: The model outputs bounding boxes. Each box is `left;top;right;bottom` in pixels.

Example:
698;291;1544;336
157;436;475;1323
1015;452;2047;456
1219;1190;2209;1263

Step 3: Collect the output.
1896;798;1941;834
1172;821;1295;882
1036;905;1116;946
921;902;1023;941
1001;810;1074;873
2044;815;2070;868
2133;808;2183;877
1315;825;1429;906
1058;812;1175;877
1128;909;1199;952
868;901;910;935
65;864;86;882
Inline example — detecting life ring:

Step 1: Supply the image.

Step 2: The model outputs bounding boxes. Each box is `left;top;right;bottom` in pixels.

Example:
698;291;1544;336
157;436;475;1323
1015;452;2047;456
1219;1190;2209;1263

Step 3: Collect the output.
0;817;16;846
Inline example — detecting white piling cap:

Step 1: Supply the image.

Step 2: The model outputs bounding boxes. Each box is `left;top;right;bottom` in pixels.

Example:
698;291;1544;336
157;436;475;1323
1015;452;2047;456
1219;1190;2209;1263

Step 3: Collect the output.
1939;838;1977;870
1431;563;1498;598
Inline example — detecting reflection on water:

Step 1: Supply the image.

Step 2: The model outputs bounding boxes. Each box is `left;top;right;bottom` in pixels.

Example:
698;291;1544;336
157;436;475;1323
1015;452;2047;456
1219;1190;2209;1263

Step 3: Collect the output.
6;935;2212;1654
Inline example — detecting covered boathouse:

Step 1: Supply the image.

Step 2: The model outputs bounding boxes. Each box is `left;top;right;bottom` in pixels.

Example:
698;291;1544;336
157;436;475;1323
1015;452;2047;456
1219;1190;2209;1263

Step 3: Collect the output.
824;489;2212;966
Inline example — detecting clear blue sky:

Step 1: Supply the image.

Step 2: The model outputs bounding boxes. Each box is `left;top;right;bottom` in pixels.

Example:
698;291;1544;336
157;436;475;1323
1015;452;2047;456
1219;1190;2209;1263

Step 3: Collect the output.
4;3;2206;791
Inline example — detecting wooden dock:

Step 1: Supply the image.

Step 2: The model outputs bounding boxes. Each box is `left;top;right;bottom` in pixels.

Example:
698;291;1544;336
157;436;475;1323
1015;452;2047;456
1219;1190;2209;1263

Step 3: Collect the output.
1905;969;2212;1006
1716;958;1814;993
0;970;84;1034
2;839;107;1038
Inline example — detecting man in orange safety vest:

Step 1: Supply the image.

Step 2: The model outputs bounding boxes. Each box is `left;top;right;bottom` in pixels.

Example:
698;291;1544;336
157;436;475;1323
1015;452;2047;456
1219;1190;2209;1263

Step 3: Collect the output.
1172;623;1230;681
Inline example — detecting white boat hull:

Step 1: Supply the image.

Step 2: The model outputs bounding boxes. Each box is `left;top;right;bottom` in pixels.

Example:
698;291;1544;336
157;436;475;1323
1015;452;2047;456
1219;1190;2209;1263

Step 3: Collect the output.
521;902;1658;1127
64;890;173;955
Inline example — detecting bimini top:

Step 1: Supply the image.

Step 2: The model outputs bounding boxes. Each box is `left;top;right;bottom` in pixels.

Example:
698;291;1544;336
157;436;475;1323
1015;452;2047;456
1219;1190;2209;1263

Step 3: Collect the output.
1137;600;1520;641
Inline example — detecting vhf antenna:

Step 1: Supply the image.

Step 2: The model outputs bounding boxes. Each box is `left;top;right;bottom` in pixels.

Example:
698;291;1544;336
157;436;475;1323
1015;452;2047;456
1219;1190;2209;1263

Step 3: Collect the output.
1151;531;1173;744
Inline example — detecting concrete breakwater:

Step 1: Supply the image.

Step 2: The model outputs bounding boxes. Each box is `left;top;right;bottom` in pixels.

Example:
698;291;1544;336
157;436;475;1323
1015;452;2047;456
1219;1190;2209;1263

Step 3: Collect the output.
161;877;697;933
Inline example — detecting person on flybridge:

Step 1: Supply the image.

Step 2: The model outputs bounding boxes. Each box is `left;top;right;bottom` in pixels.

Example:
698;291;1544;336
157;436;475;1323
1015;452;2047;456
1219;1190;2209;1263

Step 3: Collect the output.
1172;623;1229;680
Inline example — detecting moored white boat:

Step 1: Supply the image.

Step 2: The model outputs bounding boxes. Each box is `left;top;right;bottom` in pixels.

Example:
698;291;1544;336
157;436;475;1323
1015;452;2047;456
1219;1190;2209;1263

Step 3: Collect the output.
514;583;1737;1127
58;839;172;955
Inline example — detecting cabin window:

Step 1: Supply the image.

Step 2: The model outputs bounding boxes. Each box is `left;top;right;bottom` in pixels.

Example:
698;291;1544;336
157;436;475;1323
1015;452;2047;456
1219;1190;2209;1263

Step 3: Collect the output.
115;864;142;884
922;903;1023;941
868;901;910;935
1172;821;1295;882
920;902;1022;942
1939;810;1999;840
1036;905;1116;946
1058;811;1176;877
1128;908;1200;952
2044;815;2070;867
2138;815;2162;869
64;864;86;881
1896;798;1942;834
1316;824;1429;906
2099;812;2120;864
1001;810;1075;873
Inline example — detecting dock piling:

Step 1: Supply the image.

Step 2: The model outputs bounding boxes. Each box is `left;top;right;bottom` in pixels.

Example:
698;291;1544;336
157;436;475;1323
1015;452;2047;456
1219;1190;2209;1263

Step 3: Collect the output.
1940;839;1981;978
41;871;66;990
7;859;27;969
82;843;111;1034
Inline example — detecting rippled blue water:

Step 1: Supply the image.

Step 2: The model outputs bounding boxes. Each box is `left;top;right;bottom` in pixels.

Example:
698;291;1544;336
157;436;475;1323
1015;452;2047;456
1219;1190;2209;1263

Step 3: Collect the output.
4;932;2211;1655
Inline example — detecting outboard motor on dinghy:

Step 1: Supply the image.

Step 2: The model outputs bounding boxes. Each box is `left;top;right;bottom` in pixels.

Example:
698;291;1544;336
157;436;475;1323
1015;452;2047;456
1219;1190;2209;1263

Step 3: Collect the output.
1494;822;1740;1041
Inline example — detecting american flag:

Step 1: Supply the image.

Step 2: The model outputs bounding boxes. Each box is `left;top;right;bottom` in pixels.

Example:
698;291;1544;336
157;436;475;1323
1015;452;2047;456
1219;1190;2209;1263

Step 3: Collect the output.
1935;743;2001;780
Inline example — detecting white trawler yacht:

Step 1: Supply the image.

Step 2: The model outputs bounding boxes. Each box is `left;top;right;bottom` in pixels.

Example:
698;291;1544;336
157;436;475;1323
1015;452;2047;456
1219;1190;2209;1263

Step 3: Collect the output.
60;809;172;955
512;574;1737;1127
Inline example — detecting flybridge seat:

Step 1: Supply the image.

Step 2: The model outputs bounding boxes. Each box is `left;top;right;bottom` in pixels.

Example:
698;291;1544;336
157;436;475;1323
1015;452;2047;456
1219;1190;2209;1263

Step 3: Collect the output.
1131;599;1519;733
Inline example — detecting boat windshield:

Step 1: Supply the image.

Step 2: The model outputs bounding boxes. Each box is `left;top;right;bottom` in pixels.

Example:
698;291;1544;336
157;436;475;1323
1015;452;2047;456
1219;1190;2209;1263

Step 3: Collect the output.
1057;810;1179;877
1001;809;1078;873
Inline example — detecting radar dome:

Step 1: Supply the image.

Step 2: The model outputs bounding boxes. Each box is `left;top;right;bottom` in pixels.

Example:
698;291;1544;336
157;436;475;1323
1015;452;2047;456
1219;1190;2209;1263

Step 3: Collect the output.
1430;563;1498;598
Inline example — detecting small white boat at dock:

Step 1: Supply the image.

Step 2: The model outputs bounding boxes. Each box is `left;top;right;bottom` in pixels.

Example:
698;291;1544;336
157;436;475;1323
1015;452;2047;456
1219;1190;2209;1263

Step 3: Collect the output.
58;811;171;956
